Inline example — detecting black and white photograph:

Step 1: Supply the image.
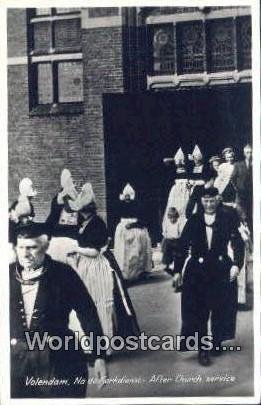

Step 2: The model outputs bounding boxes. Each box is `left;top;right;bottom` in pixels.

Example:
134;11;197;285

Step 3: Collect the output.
1;1;260;404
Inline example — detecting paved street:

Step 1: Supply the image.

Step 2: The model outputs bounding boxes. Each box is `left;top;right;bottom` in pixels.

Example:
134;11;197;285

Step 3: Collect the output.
88;266;254;399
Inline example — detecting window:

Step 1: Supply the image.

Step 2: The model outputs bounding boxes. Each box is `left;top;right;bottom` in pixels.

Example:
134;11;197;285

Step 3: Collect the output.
58;62;83;103
37;63;53;104
28;8;83;114
35;8;51;16
150;25;175;74
237;16;251;70
206;19;235;72
56;8;81;14
149;16;251;76
54;19;81;52
88;8;119;18
33;21;52;53
176;21;204;74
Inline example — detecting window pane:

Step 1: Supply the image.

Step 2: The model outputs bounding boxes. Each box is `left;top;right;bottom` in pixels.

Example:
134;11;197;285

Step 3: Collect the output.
37;63;53;104
58;62;83;103
35;8;51;16
207;19;235;72
33;21;51;53
237;16;251;70
88;8;119;18
56;8;80;14
150;25;175;75
177;21;204;74
54;19;81;52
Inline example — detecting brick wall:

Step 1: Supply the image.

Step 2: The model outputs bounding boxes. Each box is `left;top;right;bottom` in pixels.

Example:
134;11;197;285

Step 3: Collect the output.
8;9;126;222
7;8;27;58
8;64;86;220
7;9;88;221
122;8;147;92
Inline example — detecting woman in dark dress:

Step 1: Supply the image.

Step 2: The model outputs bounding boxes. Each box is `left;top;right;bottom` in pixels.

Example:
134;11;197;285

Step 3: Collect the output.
66;183;140;352
188;144;206;187
46;169;80;263
46;168;79;227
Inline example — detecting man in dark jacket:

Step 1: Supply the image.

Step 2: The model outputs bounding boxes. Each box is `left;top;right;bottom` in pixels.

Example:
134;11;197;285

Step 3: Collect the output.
231;144;252;232
173;187;245;366
10;223;107;398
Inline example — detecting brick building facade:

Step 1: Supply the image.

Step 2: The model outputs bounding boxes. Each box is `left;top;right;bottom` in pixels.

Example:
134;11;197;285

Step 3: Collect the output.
8;7;252;241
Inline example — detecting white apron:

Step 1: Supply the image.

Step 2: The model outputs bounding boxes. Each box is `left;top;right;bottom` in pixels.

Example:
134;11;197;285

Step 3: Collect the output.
114;218;152;281
162;179;192;235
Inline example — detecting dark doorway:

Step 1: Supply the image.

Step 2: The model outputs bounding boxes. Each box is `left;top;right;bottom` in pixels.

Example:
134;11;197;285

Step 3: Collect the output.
103;83;252;244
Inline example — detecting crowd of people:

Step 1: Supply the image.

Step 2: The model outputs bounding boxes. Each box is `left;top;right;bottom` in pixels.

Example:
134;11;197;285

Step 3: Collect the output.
8;168;152;397
8;142;252;396
162;144;252;304
161;143;252;366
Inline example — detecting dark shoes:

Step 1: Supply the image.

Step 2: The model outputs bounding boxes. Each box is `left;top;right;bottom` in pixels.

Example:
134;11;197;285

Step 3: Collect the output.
238;303;251;311
164;267;174;276
138;272;151;281
198;350;211;366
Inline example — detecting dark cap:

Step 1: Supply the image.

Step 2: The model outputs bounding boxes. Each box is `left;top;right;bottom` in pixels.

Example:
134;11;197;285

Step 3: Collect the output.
209;155;221;164
167;207;179;217
222;147;234;157
14;222;51;243
200;186;219;198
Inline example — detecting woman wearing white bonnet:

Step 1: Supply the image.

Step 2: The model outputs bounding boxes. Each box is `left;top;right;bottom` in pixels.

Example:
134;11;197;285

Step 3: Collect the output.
190;144;205;183
46;168;79;263
114;183;152;282
162;147;191;236
46;168;78;227
66;182;140;352
190;145;204;173
19;177;37;197
9;177;37;262
119;183;135;201
9;177;37;227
